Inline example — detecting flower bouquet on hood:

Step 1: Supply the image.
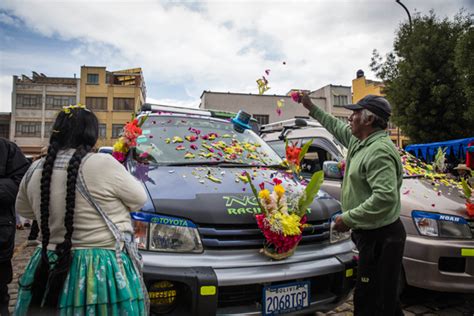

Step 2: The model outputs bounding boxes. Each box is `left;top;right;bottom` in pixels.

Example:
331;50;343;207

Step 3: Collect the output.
112;114;147;162
246;170;324;260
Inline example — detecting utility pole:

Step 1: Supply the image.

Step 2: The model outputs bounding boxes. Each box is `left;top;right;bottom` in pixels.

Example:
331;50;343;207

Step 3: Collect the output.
396;0;412;29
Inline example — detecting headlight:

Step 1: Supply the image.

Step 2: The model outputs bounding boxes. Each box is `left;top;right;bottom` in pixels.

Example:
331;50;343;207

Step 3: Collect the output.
329;211;351;243
131;212;203;253
412;211;472;239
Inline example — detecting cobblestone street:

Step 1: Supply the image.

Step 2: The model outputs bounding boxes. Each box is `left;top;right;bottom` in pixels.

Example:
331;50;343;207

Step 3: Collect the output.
9;227;474;315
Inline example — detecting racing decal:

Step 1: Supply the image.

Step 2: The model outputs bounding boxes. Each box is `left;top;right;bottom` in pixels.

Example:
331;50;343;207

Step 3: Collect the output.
223;195;262;215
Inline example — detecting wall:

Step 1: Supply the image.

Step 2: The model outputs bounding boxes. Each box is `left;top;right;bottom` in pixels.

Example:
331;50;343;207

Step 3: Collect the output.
200;92;326;124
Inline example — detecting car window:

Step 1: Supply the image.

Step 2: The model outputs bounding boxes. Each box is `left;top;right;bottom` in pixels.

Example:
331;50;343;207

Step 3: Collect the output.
267;139;341;178
134;115;282;165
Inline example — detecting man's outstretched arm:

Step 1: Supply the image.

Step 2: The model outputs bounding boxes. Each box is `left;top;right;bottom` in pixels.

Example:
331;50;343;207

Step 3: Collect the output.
301;93;354;148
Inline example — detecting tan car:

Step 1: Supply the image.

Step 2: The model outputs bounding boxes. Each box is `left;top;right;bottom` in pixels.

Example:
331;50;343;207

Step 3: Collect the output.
262;118;474;293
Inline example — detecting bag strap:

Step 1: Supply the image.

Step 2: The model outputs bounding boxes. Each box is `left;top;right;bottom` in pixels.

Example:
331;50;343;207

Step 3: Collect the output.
76;154;150;313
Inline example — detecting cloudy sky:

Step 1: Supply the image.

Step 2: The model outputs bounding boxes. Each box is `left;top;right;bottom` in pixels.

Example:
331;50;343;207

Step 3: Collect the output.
0;0;472;112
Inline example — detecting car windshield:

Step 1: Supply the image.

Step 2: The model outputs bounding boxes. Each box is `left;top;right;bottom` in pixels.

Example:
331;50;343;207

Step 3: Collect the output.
133;115;282;166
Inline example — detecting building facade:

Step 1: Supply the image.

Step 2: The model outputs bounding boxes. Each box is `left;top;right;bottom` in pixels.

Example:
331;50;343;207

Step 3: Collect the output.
0;113;11;139
199;91;327;125
310;84;352;123
11;72;79;154
79;66;146;147
352;70;409;147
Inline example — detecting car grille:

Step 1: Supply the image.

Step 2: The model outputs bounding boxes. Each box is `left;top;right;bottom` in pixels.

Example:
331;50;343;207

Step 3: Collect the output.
217;273;337;308
467;219;474;238
198;220;330;249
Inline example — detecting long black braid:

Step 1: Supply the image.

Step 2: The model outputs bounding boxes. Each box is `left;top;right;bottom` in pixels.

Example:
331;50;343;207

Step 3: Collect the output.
28;107;99;309
30;141;60;306
42;144;92;306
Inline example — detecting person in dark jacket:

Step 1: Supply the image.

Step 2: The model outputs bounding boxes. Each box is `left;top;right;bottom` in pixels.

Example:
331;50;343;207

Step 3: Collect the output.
0;138;30;316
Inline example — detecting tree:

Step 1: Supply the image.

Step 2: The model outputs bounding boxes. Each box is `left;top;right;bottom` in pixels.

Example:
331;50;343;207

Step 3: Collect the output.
371;11;473;143
455;26;474;122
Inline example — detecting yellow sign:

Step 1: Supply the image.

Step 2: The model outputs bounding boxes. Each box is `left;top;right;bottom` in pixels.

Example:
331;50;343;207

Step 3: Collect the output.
461;248;474;257
200;286;216;296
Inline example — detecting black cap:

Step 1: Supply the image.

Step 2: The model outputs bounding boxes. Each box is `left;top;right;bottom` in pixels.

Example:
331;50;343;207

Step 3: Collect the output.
343;95;391;120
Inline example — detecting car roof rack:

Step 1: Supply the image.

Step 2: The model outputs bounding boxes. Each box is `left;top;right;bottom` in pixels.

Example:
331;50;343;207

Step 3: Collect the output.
141;103;212;117
260;117;322;133
140;103;259;123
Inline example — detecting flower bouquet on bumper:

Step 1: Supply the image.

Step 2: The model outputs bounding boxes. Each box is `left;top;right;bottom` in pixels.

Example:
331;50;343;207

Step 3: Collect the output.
246;170;324;260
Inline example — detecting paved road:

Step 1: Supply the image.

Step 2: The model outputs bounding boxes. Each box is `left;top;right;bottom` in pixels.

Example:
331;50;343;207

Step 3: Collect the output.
9;227;474;315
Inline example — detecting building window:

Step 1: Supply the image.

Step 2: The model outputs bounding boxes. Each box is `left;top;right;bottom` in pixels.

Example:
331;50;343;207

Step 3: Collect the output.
252;114;269;125
85;97;107;111
0;124;9;139
333;95;349;106
46;95;76;109
87;74;99;84
112;124;123;138
16;94;42;109
99;123;107;139
44;122;54;138
113;98;135;111
15;121;41;137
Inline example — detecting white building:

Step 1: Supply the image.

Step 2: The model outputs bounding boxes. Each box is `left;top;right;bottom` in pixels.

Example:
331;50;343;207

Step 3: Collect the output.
11;72;79;154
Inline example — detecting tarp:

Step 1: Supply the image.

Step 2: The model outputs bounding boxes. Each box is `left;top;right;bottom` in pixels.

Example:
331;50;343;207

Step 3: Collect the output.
405;137;474;162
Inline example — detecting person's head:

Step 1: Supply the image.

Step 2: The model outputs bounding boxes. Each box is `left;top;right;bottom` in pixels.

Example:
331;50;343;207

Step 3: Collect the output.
344;95;391;140
454;164;472;178
29;105;98;308
49;105;99;150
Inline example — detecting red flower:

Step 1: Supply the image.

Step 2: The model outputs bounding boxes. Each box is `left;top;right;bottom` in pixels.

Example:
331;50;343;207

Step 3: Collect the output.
259;182;265;190
290;91;302;103
286;142;302;166
467;203;474;217
272;178;282;185
255;214;306;254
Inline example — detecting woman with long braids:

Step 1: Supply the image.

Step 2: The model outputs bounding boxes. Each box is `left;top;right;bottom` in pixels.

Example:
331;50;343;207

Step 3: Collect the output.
15;105;148;315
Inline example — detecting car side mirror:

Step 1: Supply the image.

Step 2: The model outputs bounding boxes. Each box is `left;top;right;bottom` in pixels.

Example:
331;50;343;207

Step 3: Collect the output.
323;161;343;179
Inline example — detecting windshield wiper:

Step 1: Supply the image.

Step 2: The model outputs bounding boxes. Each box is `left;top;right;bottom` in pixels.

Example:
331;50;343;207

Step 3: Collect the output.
161;161;284;168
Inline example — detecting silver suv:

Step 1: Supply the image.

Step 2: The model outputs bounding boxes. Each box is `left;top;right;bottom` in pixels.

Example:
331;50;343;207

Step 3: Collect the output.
126;105;356;315
262;118;474;294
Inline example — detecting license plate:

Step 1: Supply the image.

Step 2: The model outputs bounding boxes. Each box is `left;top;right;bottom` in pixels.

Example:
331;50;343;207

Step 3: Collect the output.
262;281;310;315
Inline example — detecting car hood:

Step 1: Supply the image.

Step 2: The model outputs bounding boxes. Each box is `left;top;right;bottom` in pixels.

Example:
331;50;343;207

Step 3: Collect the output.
400;177;468;217
128;162;340;225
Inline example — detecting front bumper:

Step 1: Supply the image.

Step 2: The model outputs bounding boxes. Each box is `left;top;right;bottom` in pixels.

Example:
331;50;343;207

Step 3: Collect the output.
403;235;474;293
142;240;356;315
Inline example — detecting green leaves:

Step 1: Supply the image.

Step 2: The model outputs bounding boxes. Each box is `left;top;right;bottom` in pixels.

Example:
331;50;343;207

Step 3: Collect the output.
298;139;313;164
461;178;472;200
246;173;266;215
297;170;324;217
371;10;474;143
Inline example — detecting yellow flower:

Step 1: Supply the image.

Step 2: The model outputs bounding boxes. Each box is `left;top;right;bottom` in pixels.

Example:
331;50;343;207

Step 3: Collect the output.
259;189;271;200
277;213;302;236
274;184;285;197
113;138;127;153
172;136;183;143
224;147;235;154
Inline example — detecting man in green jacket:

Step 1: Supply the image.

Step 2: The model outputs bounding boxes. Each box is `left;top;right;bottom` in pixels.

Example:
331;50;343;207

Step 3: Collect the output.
300;93;405;316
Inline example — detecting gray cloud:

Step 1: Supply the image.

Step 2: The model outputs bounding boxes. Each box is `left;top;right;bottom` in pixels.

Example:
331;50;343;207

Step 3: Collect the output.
0;0;471;112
